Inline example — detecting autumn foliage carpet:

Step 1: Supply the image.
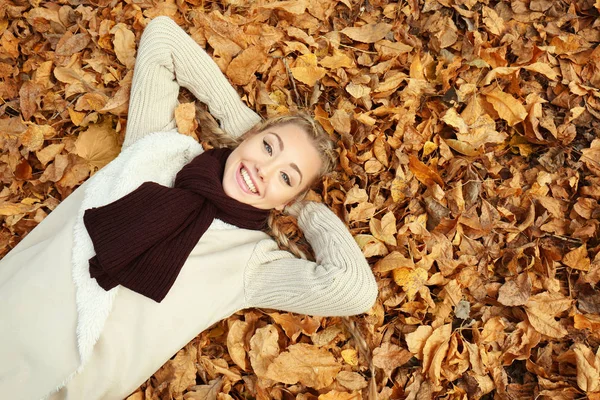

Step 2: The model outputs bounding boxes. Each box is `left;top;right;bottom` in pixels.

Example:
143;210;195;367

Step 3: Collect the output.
1;0;600;399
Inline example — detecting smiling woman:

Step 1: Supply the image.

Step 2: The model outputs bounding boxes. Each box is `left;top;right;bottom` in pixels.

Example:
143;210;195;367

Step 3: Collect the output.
0;16;377;400
223;122;324;210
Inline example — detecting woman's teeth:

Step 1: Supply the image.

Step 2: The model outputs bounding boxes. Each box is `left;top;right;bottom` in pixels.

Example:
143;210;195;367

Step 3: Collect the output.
241;167;257;193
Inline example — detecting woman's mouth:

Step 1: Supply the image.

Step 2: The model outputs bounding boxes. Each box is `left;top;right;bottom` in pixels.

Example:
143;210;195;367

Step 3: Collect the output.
238;164;258;194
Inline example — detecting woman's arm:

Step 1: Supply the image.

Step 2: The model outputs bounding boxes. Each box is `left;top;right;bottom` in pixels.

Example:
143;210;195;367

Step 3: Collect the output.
244;202;378;316
123;16;261;148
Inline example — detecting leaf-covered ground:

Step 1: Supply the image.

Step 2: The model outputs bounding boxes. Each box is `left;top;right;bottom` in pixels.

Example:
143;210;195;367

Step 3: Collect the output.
1;0;600;399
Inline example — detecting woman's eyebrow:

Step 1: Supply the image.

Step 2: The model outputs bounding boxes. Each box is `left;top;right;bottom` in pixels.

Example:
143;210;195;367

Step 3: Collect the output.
269;132;303;184
269;131;285;151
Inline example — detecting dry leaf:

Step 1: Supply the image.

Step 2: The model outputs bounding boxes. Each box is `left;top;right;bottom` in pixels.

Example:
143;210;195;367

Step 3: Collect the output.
75;120;121;170
226;320;249;370
563;245;591;271
265;343;341;389
341;23;392;43
485;87;528;126
249;325;280;378
111;23;136;68
525;292;571;338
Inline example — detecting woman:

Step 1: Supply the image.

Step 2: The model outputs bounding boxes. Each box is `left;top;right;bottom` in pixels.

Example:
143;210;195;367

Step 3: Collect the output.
0;16;377;399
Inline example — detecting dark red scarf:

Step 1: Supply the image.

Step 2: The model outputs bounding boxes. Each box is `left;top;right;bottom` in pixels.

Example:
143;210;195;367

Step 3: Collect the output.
83;148;269;303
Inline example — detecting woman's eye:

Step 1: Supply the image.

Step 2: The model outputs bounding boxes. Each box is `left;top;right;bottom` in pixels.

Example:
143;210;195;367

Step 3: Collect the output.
263;140;272;156
281;172;291;186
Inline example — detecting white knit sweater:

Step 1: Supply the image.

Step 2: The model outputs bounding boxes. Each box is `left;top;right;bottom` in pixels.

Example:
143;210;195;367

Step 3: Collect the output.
0;16;377;400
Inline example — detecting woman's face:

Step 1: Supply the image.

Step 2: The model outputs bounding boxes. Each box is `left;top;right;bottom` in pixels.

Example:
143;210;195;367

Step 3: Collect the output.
222;124;323;210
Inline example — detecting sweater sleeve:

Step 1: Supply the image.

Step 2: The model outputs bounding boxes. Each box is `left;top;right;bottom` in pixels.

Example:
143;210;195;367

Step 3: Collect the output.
123;16;262;148
244;202;378;317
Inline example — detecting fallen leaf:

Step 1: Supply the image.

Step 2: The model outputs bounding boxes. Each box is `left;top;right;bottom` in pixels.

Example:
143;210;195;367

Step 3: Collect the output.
341;23;392;43
265;343;341;389
525;292;571;338
485;87;528;126
74;120;120;171
111;23;136;68
249;325;280;378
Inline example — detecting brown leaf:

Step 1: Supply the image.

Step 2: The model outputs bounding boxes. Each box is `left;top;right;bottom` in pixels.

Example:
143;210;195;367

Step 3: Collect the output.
248;325;280;378
260;0;308;14
408;155;444;187
336;371;368;391
19;81;42;120
485;87;528;126
56;32;90;56
74;120;121;170
268;312;320;342
36;144;65;167
563;245;591;271
265;343;341;389
525;292;571;338
354;234;388;257
573;343;600;392
497;272;532;306
422;324;452;385
341;23;392;43
175;102;199;139
20;125;46;152
153;345;197;395
111;23;136;68
318;391;361;400
226;46;268;86
226;320;249;370
372;342;413;376
184;377;223;400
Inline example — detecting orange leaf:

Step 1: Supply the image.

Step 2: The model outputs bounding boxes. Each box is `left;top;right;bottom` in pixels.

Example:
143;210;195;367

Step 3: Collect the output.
408;155;444;187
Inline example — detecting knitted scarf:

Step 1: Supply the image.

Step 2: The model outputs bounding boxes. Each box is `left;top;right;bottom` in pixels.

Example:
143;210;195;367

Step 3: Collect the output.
83;148;269;303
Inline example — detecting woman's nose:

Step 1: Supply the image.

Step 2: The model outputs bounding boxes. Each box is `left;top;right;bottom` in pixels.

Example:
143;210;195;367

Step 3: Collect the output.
257;162;274;181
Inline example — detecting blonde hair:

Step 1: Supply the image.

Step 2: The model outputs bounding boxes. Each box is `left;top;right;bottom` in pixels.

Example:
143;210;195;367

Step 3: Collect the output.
196;107;337;259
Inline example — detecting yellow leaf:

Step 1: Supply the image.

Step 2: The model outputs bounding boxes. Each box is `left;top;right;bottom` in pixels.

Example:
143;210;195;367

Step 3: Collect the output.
319;49;354;69
341;348;358;366
485;87;528;126
74;120;121;170
291;53;326;86
393;267;427;300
